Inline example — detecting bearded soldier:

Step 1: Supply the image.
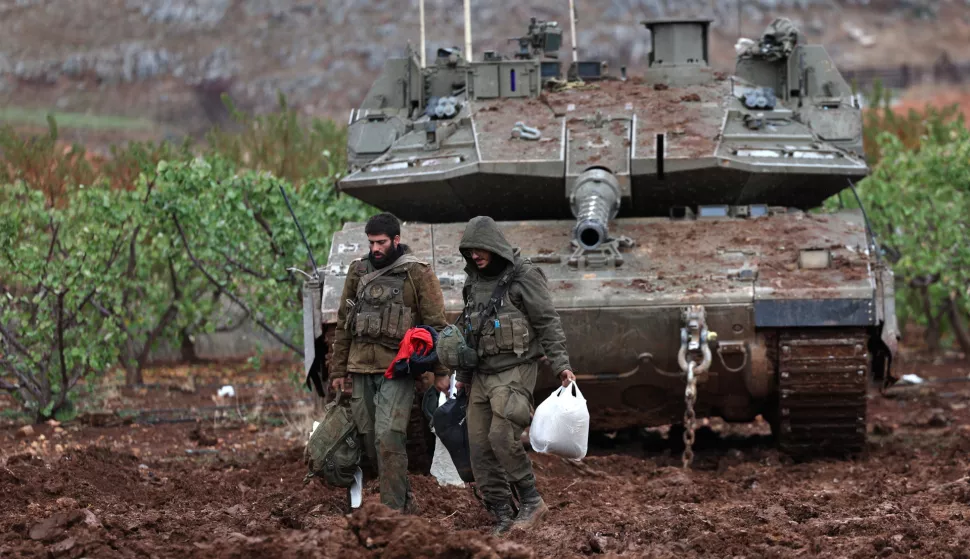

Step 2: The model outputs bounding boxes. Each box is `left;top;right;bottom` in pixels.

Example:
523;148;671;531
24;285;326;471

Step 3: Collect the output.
442;215;575;534
330;212;450;513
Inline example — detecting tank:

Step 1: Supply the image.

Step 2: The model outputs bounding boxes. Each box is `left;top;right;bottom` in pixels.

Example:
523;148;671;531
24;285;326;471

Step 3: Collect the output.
302;16;900;460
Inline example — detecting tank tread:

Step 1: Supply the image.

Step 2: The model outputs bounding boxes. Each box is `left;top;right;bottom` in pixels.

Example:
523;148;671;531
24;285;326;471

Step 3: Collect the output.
777;329;870;457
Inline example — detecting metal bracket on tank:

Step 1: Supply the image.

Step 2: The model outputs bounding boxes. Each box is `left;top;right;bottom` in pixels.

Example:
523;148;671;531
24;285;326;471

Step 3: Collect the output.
511;121;541;140
567;236;634;269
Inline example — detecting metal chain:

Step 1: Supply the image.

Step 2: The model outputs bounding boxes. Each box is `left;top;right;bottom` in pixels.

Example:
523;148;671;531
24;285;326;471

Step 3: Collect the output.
682;361;697;469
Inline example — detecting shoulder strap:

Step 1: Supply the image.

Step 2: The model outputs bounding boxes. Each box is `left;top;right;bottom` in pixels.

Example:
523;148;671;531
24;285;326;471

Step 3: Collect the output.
484;267;516;318
359;255;423;288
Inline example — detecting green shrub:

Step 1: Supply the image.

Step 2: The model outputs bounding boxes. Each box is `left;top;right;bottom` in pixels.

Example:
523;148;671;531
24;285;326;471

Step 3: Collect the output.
0;183;130;420
2;98;372;417
834;113;970;354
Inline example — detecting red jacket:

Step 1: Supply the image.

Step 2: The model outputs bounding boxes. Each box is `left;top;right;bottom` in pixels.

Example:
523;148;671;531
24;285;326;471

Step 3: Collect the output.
385;326;437;379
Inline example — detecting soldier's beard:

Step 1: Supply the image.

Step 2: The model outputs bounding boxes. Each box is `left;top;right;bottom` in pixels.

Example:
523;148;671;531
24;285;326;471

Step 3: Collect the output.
369;243;403;269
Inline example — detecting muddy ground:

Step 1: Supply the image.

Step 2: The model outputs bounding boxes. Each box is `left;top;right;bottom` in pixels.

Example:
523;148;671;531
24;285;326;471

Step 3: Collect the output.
2;355;970;559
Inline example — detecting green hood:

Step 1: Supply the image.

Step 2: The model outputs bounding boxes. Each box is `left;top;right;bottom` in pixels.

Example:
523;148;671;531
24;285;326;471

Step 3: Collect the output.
459;216;516;272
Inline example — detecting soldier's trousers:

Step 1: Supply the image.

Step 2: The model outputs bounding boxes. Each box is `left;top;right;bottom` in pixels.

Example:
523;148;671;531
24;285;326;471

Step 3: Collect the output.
350;373;414;510
466;361;538;505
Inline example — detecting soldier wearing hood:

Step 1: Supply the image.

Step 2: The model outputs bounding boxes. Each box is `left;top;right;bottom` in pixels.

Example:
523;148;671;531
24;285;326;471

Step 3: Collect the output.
330;212;449;513
454;215;575;534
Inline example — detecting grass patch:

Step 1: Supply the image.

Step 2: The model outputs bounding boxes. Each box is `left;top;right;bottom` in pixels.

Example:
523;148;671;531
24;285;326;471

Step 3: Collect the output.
0;106;154;131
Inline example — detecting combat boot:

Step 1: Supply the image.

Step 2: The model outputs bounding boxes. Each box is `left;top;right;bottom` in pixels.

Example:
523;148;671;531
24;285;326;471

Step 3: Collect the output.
486;502;515;535
403;489;421;515
512;478;548;529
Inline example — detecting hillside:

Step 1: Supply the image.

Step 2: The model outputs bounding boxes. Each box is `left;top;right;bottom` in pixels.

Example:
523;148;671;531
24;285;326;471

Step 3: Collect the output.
1;0;969;147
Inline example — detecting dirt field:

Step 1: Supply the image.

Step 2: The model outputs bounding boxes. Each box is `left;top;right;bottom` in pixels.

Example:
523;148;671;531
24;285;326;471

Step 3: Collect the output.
2;353;970;559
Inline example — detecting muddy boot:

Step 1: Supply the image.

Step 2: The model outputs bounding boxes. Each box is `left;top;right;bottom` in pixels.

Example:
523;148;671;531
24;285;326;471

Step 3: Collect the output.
403;489;421;515
486;502;515;535
512;479;548;529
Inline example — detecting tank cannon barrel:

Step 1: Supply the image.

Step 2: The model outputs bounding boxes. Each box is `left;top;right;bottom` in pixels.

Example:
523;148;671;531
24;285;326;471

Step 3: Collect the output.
569;168;622;250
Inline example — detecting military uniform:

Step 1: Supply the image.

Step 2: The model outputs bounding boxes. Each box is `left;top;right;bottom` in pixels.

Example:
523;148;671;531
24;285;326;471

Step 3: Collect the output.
455;216;572;531
330;245;448;510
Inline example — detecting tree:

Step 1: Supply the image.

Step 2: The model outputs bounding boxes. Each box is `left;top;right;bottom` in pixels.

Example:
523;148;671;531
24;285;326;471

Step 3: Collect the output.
148;156;373;357
0;183;129;420
843;115;970;357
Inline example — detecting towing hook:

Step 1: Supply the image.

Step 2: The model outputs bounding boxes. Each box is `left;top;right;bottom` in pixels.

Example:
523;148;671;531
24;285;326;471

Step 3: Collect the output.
678;305;717;376
677;339;715;375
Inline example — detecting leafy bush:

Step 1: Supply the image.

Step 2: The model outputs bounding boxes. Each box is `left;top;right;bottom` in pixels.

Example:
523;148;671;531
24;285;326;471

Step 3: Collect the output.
90;180;214;386
205;94;347;185
102;138;194;191
0;183;130;420
1;97;372;419
148;156;373;354
862;81;963;164
839;114;970;355
0;117;96;207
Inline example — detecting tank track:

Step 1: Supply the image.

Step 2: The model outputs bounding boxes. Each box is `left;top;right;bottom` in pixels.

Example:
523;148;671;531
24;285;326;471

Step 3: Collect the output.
776;329;870;457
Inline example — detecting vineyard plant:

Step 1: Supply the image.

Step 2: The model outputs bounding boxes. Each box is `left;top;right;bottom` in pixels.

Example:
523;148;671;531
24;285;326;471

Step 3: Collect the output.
1;103;373;421
837;97;970;356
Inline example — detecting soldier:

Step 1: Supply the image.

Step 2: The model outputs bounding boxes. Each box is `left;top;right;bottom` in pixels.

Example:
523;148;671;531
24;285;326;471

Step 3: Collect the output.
450;215;575;534
330;212;450;513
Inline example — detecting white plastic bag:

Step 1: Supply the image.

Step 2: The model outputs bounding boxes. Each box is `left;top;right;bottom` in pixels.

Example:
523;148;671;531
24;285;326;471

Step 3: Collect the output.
529;381;590;460
430;374;465;486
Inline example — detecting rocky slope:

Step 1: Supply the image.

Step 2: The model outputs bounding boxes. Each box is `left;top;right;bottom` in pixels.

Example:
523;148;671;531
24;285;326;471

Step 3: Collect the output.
1;0;968;142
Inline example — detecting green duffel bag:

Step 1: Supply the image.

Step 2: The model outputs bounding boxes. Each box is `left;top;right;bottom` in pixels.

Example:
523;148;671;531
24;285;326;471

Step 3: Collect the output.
303;391;360;488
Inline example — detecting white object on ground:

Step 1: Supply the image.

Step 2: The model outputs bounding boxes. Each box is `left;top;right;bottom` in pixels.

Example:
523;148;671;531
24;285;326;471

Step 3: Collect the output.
900;374;925;385
529;380;590;460
349;467;363;508
217;385;235;398
430;373;465;487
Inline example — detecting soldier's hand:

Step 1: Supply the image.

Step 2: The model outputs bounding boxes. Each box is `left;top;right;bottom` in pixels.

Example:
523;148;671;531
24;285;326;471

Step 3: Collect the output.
559;369;576;387
331;375;347;394
434;375;451;394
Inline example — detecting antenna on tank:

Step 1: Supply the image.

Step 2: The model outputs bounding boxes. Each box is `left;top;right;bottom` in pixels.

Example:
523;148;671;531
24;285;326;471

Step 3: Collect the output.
463;0;473;61
419;0;427;67
737;0;743;39
568;0;579;62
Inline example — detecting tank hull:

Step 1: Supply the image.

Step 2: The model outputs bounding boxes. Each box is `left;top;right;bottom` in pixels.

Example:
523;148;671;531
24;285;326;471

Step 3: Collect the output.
305;211;898;437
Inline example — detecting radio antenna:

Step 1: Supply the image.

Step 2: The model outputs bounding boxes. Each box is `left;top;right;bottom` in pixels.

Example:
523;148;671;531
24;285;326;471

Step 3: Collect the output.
419;0;427;67
464;0;473;61
568;0;579;62
278;184;320;278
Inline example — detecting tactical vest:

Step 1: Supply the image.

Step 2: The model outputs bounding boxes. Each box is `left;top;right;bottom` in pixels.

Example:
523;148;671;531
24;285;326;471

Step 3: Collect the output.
346;255;420;350
462;267;536;360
